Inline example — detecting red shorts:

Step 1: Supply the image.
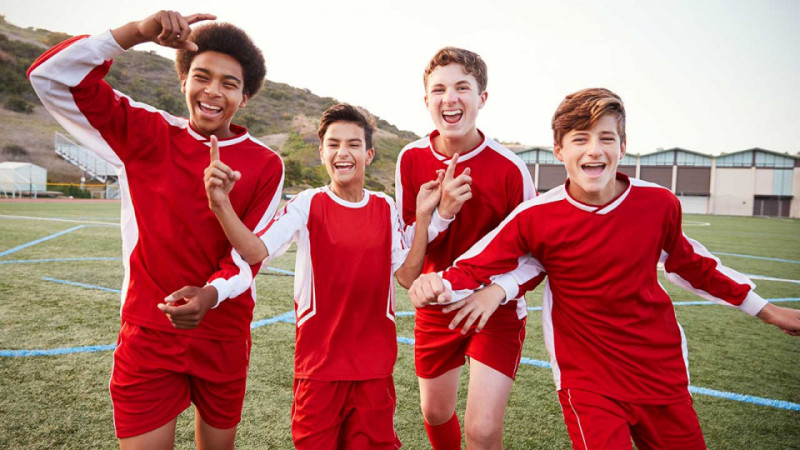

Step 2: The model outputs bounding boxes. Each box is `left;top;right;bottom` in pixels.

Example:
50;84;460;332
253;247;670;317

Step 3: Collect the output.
291;376;401;449
558;389;706;450
414;302;526;379
109;322;251;438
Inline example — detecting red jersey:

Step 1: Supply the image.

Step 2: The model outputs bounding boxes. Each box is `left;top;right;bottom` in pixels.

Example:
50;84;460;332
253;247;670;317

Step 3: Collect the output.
254;187;407;381
442;173;768;404
28;32;284;340
395;130;536;317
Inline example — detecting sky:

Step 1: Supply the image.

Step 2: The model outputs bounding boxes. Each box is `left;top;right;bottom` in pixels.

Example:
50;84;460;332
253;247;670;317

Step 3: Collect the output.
3;0;799;156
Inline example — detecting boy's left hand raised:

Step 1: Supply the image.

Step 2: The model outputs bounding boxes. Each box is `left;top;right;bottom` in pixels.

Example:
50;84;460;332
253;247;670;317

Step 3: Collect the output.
158;285;218;329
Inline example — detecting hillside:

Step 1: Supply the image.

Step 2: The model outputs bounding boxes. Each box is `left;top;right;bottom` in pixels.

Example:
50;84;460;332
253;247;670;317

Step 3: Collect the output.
0;16;418;193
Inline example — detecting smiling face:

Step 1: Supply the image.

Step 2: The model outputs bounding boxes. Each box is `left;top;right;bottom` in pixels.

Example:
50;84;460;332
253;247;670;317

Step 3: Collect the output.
182;51;247;139
554;114;627;205
424;63;487;152
319;121;374;200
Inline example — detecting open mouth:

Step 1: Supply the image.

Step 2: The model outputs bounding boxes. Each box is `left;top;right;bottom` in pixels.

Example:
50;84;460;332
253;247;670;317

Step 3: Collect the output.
333;162;355;171
198;102;222;117
581;162;606;176
442;109;463;124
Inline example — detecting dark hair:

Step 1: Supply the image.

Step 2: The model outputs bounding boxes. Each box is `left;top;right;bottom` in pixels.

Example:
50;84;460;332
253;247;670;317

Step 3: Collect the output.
317;104;376;149
552;88;626;146
424;47;488;93
175;23;266;97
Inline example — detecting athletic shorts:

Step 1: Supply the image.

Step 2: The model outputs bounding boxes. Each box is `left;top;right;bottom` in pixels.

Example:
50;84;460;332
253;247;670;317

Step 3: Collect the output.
109;321;251;438
291;376;401;449
558;388;706;450
414;302;526;379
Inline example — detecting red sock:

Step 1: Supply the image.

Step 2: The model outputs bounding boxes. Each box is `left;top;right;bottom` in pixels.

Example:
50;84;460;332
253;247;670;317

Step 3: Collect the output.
424;412;461;450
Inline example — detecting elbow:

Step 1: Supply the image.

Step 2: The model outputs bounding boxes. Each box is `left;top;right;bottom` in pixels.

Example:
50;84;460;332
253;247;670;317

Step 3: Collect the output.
395;269;416;290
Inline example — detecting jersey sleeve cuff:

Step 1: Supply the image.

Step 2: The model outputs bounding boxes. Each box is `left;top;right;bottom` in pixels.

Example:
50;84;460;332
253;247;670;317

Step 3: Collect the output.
739;291;768;317
491;273;520;305
207;278;232;309
97;30;127;59
427;208;455;242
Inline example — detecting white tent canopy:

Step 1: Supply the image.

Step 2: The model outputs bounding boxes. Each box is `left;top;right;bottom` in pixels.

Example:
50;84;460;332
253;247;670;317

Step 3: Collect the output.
0;162;47;197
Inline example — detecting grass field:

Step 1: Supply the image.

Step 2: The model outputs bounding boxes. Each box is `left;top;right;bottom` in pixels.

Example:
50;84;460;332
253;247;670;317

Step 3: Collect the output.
0;200;798;449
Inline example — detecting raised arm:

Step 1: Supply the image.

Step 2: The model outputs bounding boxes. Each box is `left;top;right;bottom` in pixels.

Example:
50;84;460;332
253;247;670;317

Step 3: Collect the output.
110;10;216;50
205;136;269;264
395;172;443;288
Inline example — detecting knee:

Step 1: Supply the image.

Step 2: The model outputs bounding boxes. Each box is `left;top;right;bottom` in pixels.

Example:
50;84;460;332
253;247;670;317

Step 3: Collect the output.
465;417;502;448
421;403;455;426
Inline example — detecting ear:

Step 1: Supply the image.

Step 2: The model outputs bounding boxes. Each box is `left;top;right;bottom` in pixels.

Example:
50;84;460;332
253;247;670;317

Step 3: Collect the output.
478;90;488;109
553;143;565;163
424;94;429;108
181;79;187;94
319;145;324;163
239;93;248;109
619;141;626;159
365;148;375;166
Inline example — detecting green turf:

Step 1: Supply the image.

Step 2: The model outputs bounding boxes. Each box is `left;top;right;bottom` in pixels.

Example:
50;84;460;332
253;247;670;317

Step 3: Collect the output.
1;202;798;449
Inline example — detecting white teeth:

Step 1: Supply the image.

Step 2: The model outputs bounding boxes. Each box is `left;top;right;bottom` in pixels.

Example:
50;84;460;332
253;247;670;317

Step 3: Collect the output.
200;102;221;111
334;162;354;169
442;110;462;116
582;163;605;167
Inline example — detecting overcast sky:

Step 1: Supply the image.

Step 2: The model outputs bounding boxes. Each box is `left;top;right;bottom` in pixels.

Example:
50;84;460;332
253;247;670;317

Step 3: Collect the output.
3;0;799;155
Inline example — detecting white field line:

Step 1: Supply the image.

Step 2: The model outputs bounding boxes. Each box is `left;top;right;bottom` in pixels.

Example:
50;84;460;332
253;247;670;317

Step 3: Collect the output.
0;214;118;227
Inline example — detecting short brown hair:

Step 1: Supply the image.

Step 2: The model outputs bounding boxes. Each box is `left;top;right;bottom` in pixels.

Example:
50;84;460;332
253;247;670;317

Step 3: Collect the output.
317;104;376;149
423;47;488;93
175;23;266;98
552;88;626;146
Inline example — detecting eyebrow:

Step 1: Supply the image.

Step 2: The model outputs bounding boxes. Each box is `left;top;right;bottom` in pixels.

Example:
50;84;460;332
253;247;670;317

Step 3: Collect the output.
191;67;242;85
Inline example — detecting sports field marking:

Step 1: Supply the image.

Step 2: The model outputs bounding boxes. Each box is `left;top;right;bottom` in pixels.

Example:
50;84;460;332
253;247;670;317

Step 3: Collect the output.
0;344;117;357
683;221;711;227
0;257;121;265
713;252;800;264
0;214;118;226
0;225;86;257
41;277;122;293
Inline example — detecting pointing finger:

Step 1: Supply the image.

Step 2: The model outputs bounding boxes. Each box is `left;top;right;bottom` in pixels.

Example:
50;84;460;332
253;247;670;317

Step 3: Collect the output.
185;13;218;24
444;153;459;181
210;135;220;162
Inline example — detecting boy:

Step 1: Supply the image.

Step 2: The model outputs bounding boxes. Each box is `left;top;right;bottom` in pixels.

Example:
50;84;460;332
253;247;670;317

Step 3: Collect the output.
204;103;442;448
410;88;800;449
28;11;284;448
395;47;536;449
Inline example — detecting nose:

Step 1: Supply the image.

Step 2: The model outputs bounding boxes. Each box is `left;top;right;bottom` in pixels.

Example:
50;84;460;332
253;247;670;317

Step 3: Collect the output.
587;138;604;156
442;87;457;103
204;81;221;96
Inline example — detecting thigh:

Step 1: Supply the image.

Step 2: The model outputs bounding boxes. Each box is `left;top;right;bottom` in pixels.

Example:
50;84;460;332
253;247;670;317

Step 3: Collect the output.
341;377;402;449
557;389;633;450
291;378;346;450
631;397;706;450
188;336;251;431
110;322;191;439
466;306;526;379
414;305;470;378
464;359;513;432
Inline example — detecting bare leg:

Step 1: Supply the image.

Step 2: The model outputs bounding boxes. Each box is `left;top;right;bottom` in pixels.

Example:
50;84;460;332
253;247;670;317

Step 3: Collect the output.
195;408;237;450
419;366;461;425
118;417;177;450
464;359;513;450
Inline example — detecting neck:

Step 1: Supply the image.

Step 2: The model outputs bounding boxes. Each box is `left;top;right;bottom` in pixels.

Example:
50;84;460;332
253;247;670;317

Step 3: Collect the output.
329;183;364;203
433;129;482;157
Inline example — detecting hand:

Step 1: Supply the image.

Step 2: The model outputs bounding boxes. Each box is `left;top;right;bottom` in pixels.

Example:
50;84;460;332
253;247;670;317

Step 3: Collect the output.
157;285;218;329
438;153;472;220
408;273;452;308
757;303;800;336
416;170;444;218
442;284;505;334
205;135;241;211
136;11;216;51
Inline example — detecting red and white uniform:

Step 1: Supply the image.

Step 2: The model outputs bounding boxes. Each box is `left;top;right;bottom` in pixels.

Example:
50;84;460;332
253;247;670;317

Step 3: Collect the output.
442;173;768;404
254;187;407;380
395;130;537;317
28;31;284;340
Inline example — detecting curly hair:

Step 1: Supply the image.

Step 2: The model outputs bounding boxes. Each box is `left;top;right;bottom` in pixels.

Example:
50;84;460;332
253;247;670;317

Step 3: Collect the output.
175;23;266;98
318;104;376;150
551;88;626;146
423;47;488;93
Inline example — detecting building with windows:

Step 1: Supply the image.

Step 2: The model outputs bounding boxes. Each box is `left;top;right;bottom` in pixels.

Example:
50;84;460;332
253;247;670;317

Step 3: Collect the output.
513;146;800;218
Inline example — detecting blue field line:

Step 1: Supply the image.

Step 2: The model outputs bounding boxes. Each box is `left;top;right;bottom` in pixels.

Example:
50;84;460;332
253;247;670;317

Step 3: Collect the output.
0;225;85;257
41;277;122;293
264;267;296;276
520;356;552;368
251;311;295;329
713;252;800;264
0;344;116;357
0;257;121;265
688;386;800;412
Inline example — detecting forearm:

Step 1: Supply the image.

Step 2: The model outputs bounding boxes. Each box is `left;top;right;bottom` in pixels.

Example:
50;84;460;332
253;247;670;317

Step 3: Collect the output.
396;215;431;288
110;21;150;50
212;202;269;265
